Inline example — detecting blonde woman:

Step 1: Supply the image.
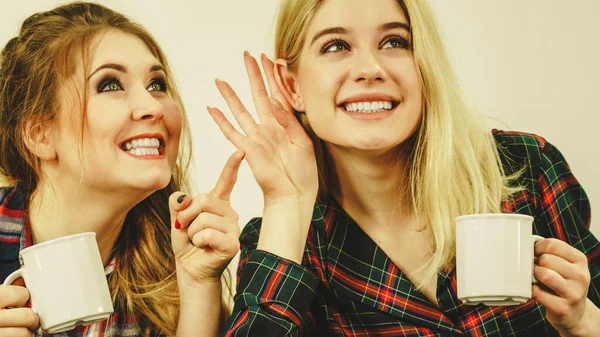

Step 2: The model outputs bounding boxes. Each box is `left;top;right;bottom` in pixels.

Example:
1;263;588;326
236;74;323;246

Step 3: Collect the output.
210;0;600;336
0;2;240;336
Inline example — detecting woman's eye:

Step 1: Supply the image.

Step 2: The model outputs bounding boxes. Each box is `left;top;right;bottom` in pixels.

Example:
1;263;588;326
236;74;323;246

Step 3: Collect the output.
98;78;123;93
381;36;410;50
148;79;167;92
321;39;350;54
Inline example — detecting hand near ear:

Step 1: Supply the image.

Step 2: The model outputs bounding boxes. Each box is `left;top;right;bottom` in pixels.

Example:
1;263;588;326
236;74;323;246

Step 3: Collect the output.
207;52;318;207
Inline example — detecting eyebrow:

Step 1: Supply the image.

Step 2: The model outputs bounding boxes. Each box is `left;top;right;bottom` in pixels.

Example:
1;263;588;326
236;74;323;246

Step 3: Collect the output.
309;21;411;46
87;63;165;80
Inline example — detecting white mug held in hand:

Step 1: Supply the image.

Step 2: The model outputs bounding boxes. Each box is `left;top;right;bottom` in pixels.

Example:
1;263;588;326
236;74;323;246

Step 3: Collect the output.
455;214;543;306
3;232;114;333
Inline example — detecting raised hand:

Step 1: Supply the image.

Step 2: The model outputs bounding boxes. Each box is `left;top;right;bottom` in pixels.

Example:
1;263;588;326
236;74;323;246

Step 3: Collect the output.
170;150;244;283
0;279;40;336
207;51;318;206
533;238;600;336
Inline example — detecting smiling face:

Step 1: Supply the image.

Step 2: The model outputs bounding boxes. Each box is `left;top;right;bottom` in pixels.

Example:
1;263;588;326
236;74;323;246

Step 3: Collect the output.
51;30;181;192
289;0;423;156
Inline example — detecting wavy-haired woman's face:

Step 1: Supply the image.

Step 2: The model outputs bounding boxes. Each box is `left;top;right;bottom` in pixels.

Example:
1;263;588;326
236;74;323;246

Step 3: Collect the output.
51;30;181;192
292;0;423;155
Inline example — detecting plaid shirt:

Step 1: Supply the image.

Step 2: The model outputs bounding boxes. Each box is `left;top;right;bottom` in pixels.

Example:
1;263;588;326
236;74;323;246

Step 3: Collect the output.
0;184;142;336
223;130;600;337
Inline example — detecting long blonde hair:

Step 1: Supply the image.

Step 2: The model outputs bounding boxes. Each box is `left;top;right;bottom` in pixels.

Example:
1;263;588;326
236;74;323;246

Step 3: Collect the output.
274;0;521;288
0;2;192;335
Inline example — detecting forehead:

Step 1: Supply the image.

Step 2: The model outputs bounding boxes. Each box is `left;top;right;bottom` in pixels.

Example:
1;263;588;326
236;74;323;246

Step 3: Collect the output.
86;30;160;73
308;0;408;34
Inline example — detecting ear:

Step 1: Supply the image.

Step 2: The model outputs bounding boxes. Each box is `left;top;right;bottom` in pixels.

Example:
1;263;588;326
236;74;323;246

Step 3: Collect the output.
22;122;57;161
274;59;305;112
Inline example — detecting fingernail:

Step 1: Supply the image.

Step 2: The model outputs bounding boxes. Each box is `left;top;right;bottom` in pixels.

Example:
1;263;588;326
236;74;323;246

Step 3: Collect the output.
177;194;187;203
244;50;250;57
260;53;266;59
175;219;181;230
215;78;221;84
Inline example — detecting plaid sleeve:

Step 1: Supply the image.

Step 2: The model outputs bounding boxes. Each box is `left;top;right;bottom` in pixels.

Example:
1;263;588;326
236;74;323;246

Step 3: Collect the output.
536;141;600;306
222;218;319;337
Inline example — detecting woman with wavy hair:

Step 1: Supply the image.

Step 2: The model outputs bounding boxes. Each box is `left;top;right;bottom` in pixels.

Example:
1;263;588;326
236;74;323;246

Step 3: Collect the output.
0;2;241;336
212;0;600;336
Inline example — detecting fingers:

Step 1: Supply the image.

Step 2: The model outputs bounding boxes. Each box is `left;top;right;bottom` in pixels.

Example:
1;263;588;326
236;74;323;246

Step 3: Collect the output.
0;308;39;330
532;284;571;317
210;150;245;201
190;228;240;255
535;238;588;264
207;106;248;150
187;212;240;242
169;192;193;229
261;53;293;113
0;327;36;337
214;79;258;134
175;194;238;231
536;252;584;280
534;265;570;298
0;286;29;309
244;51;276;123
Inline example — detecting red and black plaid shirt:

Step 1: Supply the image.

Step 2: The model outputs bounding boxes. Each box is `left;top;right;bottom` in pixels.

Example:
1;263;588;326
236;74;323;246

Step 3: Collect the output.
0;185;142;336
223;130;600;336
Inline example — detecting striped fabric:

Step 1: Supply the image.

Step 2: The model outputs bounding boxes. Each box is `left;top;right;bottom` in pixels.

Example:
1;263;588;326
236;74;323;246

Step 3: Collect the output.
0;185;143;336
223;130;600;336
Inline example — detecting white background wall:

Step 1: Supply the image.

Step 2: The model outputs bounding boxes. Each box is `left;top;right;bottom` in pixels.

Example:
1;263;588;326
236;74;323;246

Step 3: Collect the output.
2;0;598;249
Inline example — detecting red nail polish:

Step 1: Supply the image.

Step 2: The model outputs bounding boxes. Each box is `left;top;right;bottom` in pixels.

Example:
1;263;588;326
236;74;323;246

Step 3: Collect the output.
175;219;181;230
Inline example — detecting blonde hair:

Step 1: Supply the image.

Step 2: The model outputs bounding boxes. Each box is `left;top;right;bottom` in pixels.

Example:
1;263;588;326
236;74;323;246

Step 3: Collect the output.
274;0;521;288
0;2;192;335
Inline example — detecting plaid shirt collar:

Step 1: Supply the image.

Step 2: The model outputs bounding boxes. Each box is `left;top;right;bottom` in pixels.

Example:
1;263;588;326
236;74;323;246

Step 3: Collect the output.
0;184;116;275
315;199;462;333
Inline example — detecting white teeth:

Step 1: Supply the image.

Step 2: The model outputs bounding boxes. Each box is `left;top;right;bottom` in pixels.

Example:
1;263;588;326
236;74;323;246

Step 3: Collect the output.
344;101;394;113
122;137;162;156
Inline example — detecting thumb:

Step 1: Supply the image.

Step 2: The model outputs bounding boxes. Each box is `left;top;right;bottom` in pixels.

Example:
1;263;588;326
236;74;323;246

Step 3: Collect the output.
169;192;192;254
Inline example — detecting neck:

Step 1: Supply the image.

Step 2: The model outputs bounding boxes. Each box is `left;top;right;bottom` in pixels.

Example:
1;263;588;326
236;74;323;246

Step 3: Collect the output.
27;177;151;265
329;145;413;227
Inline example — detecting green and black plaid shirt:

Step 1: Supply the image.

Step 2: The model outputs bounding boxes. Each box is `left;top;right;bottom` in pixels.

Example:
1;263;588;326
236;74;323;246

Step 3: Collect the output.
223;130;600;336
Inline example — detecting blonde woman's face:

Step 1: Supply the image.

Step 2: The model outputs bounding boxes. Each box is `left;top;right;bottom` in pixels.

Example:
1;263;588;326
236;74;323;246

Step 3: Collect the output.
52;30;181;192
295;0;422;155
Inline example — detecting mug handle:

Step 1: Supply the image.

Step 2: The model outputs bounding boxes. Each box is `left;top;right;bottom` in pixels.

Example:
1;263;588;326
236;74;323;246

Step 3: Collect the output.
3;268;25;286
532;235;544;283
2;268;38;315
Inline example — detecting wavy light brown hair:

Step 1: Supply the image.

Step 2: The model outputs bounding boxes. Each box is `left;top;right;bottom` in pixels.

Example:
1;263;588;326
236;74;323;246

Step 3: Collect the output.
0;2;193;335
274;0;522;288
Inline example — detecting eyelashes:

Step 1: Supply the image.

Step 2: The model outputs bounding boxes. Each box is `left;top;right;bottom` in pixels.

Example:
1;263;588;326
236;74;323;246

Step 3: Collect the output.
320;38;350;54
97;77;124;93
380;34;411;50
319;34;412;54
96;76;169;93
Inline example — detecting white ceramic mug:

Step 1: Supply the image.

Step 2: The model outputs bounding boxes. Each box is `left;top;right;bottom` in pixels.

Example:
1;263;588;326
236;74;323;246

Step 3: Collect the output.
455;213;543;306
3;232;114;333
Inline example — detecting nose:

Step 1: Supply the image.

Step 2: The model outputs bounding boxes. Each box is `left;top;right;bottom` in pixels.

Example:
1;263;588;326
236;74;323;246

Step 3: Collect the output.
351;49;387;84
130;88;165;121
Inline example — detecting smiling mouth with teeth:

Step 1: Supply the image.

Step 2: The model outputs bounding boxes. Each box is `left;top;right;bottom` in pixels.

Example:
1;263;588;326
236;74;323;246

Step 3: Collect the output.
342;101;397;113
120;137;164;157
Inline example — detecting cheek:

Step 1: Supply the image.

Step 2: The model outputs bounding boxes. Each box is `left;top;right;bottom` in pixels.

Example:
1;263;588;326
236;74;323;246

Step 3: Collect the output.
163;99;182;146
299;65;345;112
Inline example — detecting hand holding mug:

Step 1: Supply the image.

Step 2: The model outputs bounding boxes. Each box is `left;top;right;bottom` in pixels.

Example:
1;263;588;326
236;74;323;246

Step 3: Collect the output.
1;233;113;333
533;238;599;336
0;279;39;336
